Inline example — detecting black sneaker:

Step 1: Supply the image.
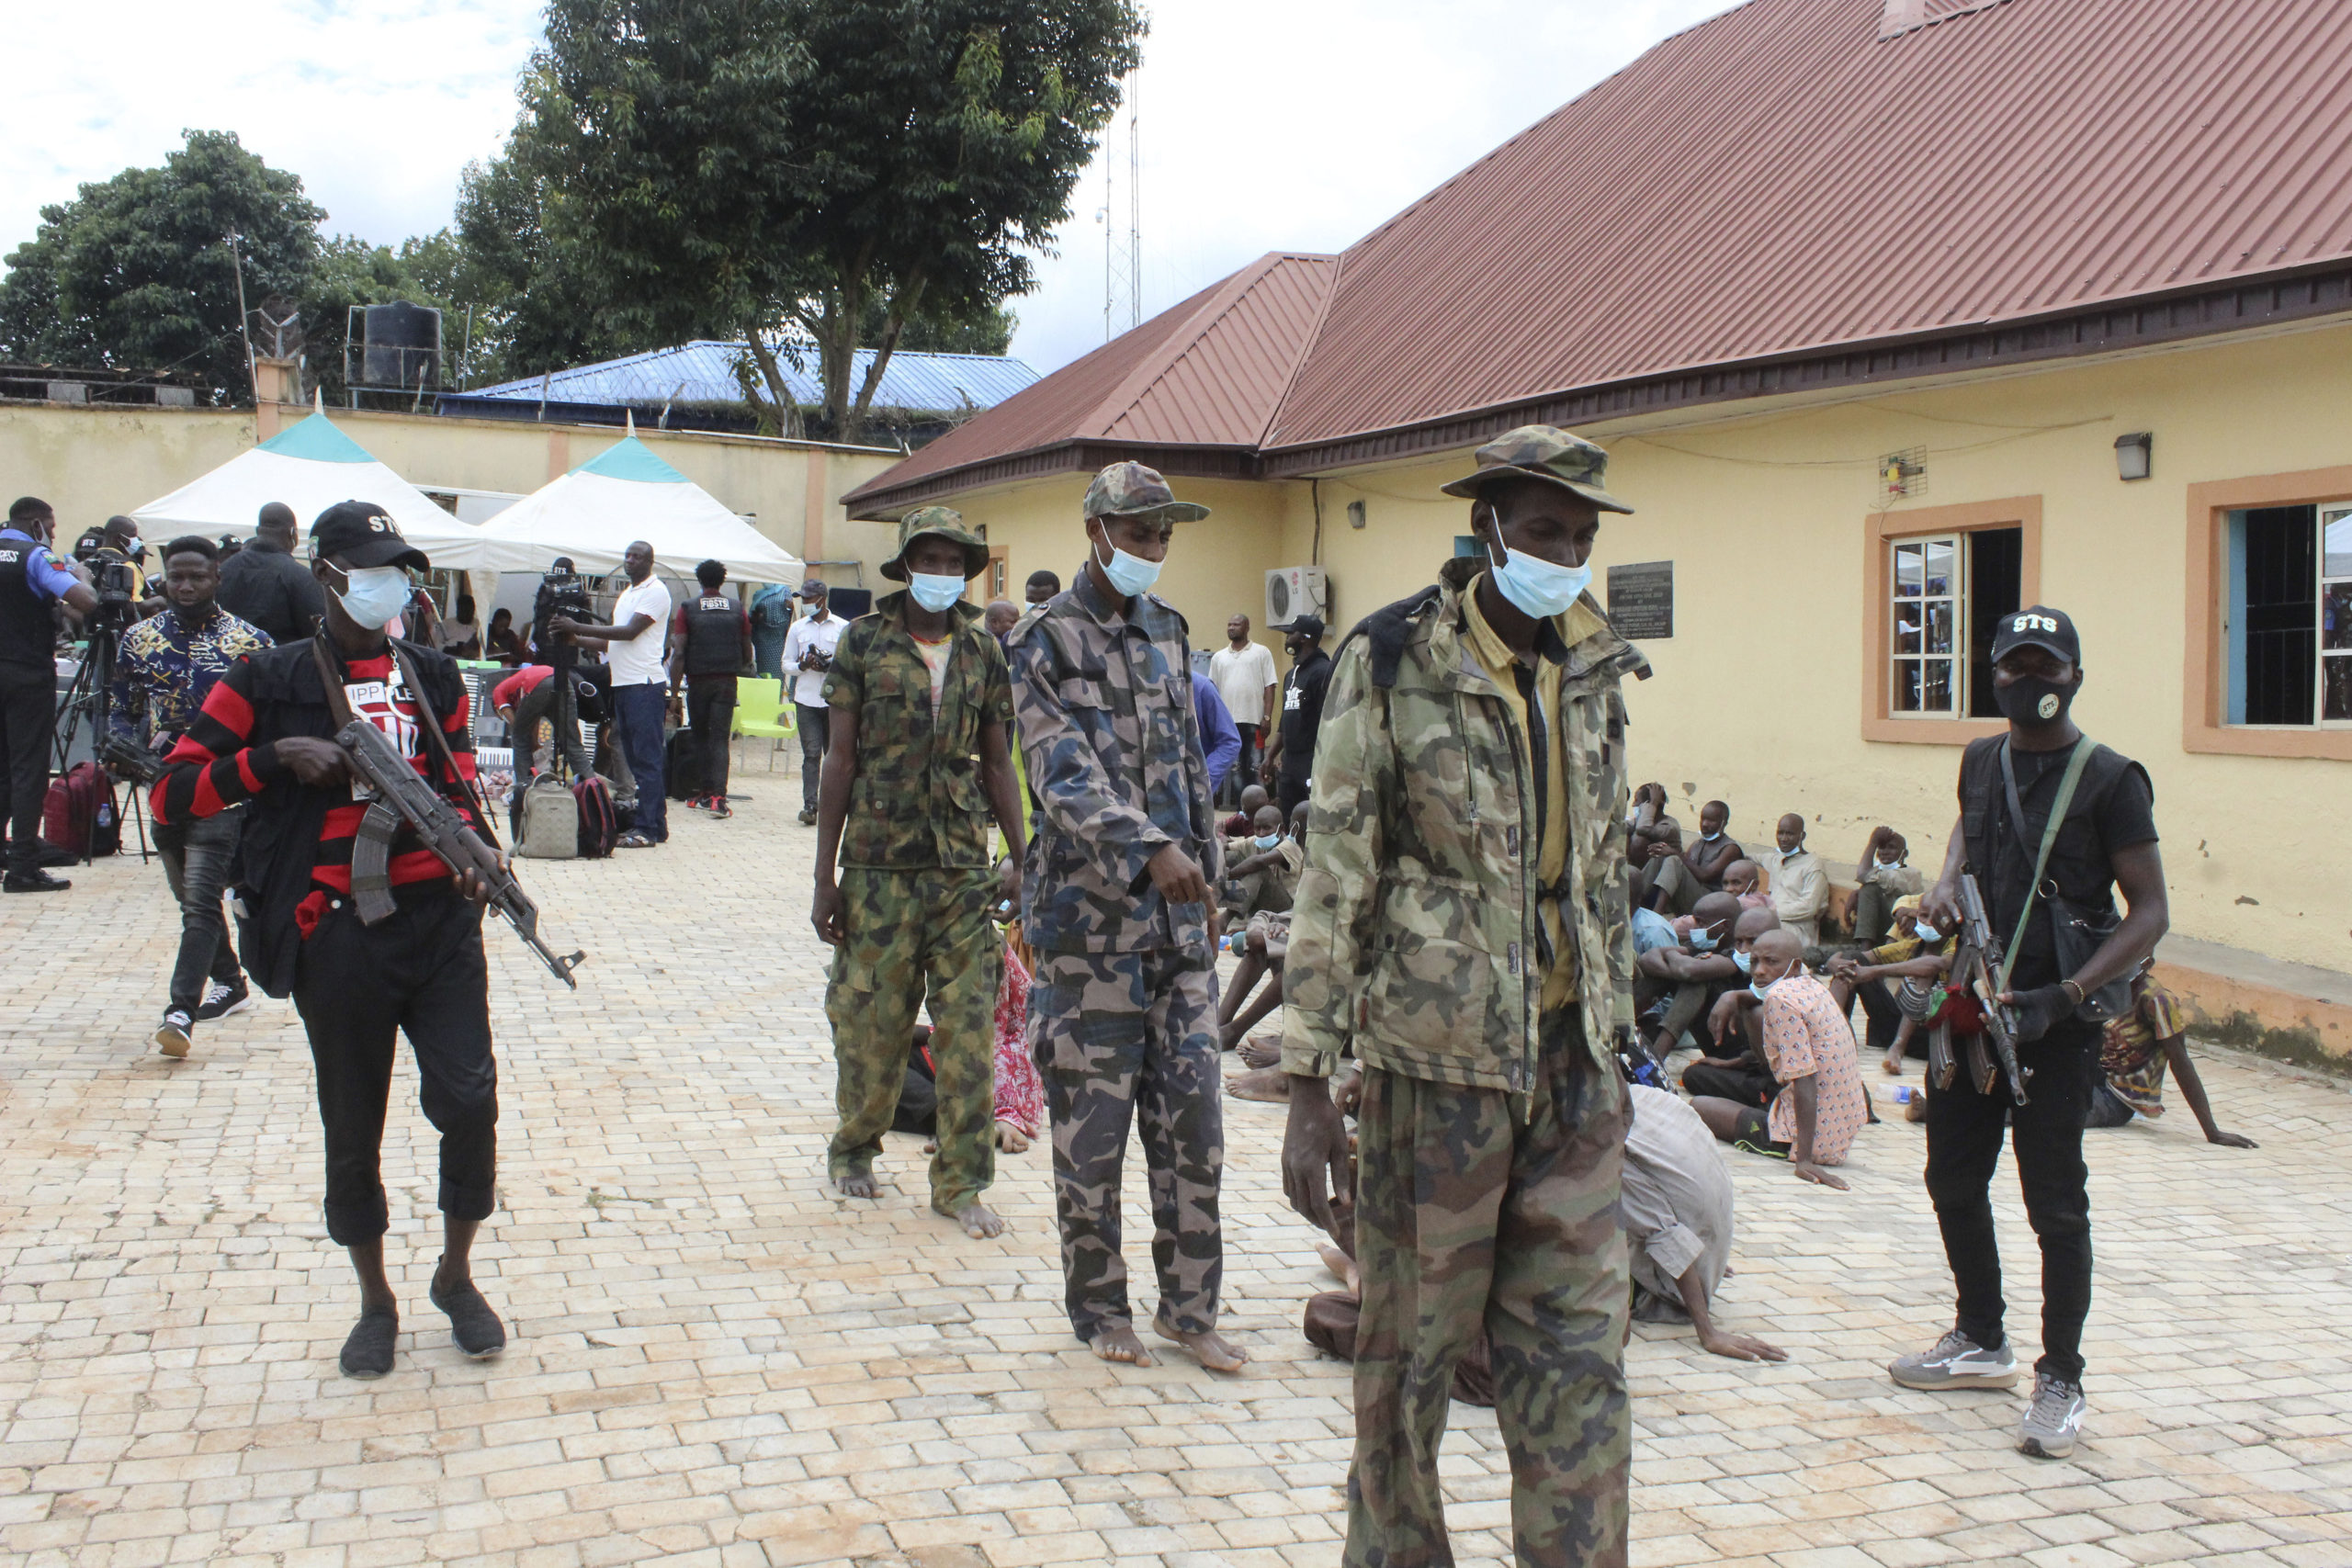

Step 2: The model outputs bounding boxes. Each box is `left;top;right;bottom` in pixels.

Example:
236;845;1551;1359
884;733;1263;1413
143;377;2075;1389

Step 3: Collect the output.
429;1269;507;1359
3;869;71;893
339;1307;399;1379
194;981;254;1022
154;1010;195;1059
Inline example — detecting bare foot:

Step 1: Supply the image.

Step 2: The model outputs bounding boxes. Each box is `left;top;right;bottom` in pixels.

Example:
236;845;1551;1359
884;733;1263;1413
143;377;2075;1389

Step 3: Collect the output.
1238;1034;1281;1069
834;1169;880;1199
922;1139;939;1154
995;1123;1031;1154
1090;1326;1154;1366
1154;1317;1248;1373
949;1201;1004;1239
1882;1052;1905;1076
1316;1239;1361;1296
1225;1064;1291;1102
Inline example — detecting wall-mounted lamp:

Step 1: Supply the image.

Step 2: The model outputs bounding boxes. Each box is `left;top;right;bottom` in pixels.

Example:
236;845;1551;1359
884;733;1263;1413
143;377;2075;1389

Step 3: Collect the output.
1347;499;1367;530
2114;431;2153;481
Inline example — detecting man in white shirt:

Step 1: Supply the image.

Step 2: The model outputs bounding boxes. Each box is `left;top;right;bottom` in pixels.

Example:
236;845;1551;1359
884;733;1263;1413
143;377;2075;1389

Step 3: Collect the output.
1207;614;1278;807
780;578;848;824
553;541;673;846
1768;812;1829;946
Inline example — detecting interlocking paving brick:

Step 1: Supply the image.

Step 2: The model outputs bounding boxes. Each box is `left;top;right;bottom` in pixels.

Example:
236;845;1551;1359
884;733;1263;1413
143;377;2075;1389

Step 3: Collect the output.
3;767;2347;1564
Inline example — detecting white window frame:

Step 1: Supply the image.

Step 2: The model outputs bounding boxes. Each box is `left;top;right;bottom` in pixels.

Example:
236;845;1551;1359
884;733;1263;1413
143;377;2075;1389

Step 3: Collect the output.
1889;533;1963;718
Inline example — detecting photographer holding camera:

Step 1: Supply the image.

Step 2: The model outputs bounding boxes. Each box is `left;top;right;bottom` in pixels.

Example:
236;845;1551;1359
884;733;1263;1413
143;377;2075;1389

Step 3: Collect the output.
1;498;99;893
107;536;272;1055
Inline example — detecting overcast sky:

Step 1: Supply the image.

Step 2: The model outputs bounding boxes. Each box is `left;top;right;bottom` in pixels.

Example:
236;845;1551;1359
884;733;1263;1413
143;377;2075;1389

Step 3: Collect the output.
5;0;1737;377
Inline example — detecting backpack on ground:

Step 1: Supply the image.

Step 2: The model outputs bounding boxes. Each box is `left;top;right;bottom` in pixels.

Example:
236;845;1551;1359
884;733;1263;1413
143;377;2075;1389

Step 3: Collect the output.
515;773;580;860
571;774;618;859
42;762;118;858
665;728;705;801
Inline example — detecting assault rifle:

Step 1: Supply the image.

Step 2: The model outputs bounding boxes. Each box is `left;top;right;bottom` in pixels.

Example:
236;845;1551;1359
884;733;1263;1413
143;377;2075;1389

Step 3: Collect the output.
334;716;585;987
1949;872;2030;1103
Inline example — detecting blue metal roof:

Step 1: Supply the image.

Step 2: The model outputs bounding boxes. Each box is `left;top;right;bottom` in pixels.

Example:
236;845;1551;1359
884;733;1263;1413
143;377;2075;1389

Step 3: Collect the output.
444;340;1039;415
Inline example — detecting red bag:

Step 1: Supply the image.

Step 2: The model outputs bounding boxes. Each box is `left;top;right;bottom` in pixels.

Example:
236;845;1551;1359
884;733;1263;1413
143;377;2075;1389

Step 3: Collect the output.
41;762;118;858
571;774;618;859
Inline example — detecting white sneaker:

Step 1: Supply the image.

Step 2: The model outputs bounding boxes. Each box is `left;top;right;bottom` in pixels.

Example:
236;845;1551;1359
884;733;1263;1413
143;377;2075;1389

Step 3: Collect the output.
2019;1371;2086;1458
154;1010;195;1059
1889;1328;2019;1390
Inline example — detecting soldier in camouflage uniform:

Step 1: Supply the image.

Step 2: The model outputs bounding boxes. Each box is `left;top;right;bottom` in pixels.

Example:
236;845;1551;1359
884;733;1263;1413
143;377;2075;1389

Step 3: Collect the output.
1282;427;1649;1565
813;508;1027;1239
1010;461;1244;1373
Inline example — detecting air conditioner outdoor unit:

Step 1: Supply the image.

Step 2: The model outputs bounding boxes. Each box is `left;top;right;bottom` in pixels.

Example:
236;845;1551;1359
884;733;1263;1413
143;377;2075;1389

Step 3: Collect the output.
1264;565;1328;629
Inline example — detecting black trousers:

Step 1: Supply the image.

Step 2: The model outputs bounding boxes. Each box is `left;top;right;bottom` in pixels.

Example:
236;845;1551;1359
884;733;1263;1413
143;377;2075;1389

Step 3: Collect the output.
293;884;498;1246
152;810;243;1011
1222;730;1261;807
1924;1019;2096;1382
796;702;831;812
0;660;54;877
1681;1055;1776;1109
1276;771;1310;820
688;673;737;800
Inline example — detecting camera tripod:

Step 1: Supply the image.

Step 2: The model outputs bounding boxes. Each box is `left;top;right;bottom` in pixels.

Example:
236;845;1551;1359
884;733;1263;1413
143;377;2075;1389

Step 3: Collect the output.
51;618;154;864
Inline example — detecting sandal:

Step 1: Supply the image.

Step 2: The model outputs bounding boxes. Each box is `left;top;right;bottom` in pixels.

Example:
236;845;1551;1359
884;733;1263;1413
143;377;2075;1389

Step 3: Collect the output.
616;830;655;849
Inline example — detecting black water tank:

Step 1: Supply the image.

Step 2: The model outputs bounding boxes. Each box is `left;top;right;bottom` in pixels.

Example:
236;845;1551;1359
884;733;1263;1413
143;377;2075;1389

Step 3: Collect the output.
361;301;441;390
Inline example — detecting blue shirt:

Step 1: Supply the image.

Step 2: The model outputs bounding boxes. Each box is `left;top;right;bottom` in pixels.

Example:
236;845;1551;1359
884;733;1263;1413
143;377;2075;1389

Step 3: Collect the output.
0;527;79;602
107;604;273;747
1191;671;1241;794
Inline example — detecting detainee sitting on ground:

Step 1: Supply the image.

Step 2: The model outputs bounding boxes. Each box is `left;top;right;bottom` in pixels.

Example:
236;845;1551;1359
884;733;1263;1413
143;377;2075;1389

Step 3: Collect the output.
1218;780;1271;840
1683;907;1784;1107
1634;892;1745;1065
1623;1083;1786;1362
1692;930;1867;1189
1641;797;1740;915
1220;803;1300;922
1849;825;1924;945
2088;958;2256;1146
1826;895;1956;1075
1720;857;1771;916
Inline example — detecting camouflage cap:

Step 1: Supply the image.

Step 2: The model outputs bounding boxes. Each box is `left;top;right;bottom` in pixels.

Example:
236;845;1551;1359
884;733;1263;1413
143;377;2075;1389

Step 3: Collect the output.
1438;424;1634;514
1081;460;1211;525
881;504;989;581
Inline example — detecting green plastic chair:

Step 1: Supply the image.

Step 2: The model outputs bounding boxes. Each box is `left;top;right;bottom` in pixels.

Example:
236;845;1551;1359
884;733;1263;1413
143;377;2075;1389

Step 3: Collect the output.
733;676;796;771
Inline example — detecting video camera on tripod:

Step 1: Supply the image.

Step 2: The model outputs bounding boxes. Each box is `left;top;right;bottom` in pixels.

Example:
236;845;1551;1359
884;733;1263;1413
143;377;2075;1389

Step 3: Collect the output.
72;541;143;634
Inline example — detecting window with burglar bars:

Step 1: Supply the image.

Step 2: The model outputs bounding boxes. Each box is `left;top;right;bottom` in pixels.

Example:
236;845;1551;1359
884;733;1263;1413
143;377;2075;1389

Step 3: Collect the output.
1888;528;2023;719
2229;502;2352;726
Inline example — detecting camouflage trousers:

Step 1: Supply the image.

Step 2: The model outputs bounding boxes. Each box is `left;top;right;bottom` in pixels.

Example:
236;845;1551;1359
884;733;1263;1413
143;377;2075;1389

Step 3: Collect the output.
1349;1011;1631;1568
1029;946;1224;1340
825;867;1000;1214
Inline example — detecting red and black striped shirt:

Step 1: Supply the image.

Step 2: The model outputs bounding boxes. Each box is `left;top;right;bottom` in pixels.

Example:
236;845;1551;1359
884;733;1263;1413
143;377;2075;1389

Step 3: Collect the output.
154;649;482;896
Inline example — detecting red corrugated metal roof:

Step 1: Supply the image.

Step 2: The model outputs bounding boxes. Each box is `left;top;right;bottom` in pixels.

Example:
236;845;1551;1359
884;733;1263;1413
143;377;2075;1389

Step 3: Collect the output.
851;0;2352;511
842;253;1336;511
1267;0;2352;452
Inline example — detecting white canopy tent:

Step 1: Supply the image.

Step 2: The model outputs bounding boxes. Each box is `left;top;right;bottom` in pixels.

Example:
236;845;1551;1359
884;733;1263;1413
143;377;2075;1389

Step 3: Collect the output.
130;400;485;560
458;427;803;585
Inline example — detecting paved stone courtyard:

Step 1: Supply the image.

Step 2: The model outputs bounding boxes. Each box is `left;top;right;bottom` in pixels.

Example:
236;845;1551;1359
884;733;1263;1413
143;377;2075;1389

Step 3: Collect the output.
4;766;2348;1568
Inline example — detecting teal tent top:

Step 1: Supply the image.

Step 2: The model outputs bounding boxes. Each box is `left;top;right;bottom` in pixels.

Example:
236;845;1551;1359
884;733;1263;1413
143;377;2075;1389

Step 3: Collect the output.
254;409;374;465
575;435;688;484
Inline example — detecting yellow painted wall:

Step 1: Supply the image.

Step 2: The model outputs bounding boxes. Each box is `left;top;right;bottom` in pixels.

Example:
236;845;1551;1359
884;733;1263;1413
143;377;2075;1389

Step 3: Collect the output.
922;321;2352;970
0;400;898;586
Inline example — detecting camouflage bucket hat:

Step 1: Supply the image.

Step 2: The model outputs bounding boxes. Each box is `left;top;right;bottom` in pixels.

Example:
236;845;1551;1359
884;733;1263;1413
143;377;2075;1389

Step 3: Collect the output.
882;504;990;581
1439;424;1634;514
1082;460;1211;525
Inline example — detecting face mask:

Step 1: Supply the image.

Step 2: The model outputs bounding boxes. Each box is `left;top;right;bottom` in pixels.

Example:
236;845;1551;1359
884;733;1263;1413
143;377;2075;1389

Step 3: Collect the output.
1093;533;1161;598
1702;830;1723;842
1689;929;1718;952
1254;832;1283;851
908;572;965;613
1996;673;2076;726
1912;921;1940;942
1486;534;1592;619
330;564;412;626
1748;971;1781;1000
1732;949;1753;975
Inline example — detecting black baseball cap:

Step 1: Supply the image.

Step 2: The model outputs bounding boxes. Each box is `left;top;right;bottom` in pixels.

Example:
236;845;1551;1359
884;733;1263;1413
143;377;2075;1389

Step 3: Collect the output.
309;500;430;571
1989;605;2080;665
1280;613;1326;639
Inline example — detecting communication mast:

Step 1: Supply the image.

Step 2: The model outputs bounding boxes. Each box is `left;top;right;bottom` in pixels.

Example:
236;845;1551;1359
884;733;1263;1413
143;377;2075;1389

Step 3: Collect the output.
1102;77;1141;343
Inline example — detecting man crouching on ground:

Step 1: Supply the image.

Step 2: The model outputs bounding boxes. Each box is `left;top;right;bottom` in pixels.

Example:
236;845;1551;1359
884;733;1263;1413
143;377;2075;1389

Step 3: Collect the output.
1283;426;1647;1565
811;507;1024;1239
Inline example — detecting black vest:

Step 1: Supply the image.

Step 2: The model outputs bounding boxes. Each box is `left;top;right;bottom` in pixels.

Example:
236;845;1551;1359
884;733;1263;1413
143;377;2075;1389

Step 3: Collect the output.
0;536;56;668
1958;734;2148;987
682;594;741;675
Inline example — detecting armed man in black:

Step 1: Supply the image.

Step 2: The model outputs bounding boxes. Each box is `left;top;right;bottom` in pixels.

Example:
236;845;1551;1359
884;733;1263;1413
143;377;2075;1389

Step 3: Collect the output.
153;501;509;1381
667;558;754;818
1901;606;2165;1461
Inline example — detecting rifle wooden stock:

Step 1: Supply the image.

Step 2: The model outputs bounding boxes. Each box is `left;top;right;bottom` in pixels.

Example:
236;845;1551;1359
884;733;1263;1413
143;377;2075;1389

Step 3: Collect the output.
1956;872;2030;1103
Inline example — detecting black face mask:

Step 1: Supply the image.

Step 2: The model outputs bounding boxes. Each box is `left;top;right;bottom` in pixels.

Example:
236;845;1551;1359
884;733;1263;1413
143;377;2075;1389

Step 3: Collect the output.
1995;674;2076;727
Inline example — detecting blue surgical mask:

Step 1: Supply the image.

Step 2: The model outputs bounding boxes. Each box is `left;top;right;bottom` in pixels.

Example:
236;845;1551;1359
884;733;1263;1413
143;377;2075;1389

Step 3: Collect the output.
331;564;412;626
1748;972;1781;1000
1689;929;1718;952
1733;949;1754;975
908;572;965;613
1094;535;1162;598
1254;832;1283;851
1913;921;1940;942
1487;536;1592;619
1702;830;1724;842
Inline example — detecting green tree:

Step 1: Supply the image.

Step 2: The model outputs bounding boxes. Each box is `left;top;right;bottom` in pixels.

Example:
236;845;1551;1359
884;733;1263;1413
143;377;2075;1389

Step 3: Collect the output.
522;0;1136;442
0;130;322;399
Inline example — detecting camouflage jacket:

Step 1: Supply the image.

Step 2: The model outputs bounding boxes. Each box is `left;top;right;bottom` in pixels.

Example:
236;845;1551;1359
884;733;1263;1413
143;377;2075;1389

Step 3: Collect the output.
1282;570;1645;1091
1010;568;1221;953
821;592;1013;870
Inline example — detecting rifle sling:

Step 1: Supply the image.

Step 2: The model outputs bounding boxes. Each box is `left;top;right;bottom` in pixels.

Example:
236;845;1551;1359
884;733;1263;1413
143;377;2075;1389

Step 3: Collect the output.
310;636;501;853
1992;735;2094;993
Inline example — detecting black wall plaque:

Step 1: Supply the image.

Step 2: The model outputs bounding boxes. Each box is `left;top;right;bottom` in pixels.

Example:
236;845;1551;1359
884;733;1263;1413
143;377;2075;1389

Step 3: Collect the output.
1607;561;1673;639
